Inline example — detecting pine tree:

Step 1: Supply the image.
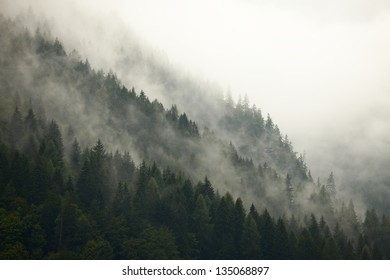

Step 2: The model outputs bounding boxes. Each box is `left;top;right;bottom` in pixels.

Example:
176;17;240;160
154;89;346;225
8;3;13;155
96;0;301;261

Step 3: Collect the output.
308;214;321;258
297;228;315;259
274;218;292;259
213;195;235;259
259;209;275;259
46;121;64;162
233;198;246;257
193;194;212;259
197;177;215;200
225;90;234;108
265;113;274;130
326;172;336;197
112;182;132;219
77;159;93;209
241;214;261;259
70;138;81;172
166;105;179;122
322;237;341;259
91;139;105;165
286;173;294;206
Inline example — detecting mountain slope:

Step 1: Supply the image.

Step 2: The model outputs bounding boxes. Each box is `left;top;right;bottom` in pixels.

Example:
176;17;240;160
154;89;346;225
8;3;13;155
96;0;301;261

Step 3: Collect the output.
1;14;389;259
0;14;312;215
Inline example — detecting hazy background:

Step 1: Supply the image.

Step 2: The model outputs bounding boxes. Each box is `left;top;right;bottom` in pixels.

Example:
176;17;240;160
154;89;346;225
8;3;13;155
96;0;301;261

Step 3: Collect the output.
2;0;390;213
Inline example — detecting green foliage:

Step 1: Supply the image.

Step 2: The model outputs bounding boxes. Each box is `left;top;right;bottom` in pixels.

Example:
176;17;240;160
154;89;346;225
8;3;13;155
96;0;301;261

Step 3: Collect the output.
124;226;179;259
212;194;235;259
81;239;113;260
241;215;261;259
193;194;212;259
274;218;292;259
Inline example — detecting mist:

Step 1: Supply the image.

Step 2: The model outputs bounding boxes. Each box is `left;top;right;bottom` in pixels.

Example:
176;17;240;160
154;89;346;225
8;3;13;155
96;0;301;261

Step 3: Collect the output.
1;0;390;214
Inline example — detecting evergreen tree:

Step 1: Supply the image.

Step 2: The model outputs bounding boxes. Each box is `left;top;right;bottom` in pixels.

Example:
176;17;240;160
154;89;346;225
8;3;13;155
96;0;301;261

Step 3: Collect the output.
274;218;292;259
259;209;275;259
45;121;64;168
91;139;105;165
213;195;235;259
326;172;336;197
166;105;179;122
322;237;341;259
286;173;294;206
308;214;321;258
241;214;261;259
233;198;246;257
112;182;132;219
197;177;215;200
297;228;315;259
76;159;93;209
265;113;274;130
70;138;81;172
193;194;212;259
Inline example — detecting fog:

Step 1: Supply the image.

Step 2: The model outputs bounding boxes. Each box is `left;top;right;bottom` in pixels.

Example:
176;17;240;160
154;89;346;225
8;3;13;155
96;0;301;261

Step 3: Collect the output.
1;0;390;213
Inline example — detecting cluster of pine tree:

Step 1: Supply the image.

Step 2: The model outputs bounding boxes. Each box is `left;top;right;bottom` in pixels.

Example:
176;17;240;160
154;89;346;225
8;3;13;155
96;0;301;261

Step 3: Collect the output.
221;94;309;181
0;13;314;219
0;108;389;259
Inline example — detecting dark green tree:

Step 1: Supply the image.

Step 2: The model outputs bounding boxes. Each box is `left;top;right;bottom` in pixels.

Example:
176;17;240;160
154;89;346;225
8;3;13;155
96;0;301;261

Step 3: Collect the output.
241;214;261;259
212;194;235;259
193;194;212;259
274;218;292;259
259;209;275;259
233;198;246;256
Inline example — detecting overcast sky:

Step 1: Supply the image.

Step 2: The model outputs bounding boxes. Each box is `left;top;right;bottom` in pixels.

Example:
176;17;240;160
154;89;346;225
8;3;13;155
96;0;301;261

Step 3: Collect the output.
2;0;390;188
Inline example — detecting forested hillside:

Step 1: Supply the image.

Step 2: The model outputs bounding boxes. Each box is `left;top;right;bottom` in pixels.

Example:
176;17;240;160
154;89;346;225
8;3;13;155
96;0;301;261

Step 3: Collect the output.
0;14;389;259
0;14;309;216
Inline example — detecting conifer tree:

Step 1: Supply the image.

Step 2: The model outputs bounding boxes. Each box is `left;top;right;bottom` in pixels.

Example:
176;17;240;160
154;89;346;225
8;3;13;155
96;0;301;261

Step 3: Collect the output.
241;215;261;259
326;172;336;197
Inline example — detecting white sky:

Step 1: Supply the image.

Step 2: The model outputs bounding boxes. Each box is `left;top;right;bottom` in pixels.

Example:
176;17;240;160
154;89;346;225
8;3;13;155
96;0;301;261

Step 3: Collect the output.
105;0;390;179
2;0;390;180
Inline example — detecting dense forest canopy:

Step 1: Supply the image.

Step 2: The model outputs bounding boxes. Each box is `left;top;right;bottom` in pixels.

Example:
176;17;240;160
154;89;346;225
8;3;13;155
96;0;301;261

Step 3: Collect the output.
0;14;389;259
